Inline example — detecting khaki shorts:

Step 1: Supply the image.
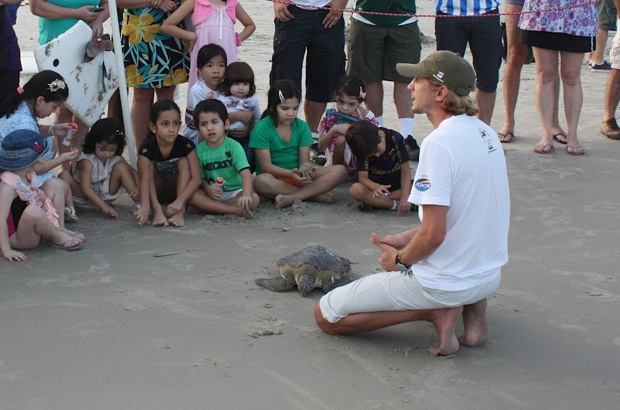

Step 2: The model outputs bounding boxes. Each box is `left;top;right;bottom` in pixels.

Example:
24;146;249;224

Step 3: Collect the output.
598;0;617;31
611;19;620;69
347;19;421;83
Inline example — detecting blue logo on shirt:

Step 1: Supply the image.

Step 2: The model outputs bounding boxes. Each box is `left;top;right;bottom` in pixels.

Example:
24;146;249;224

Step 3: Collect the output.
414;178;431;191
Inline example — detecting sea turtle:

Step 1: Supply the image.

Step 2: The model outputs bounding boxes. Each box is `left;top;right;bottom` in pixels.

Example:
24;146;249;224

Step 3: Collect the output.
255;245;352;297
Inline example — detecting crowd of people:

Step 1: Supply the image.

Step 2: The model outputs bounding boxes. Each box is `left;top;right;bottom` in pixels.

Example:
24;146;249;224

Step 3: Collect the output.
0;0;618;354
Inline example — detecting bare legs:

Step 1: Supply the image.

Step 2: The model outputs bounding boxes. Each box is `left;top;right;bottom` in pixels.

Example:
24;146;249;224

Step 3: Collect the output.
303;99;327;133
532;47;584;154
476;89;496;125
314;304;461;356
189;190;260;219
365;81;414;134
254;165;347;209
314;298;490;356
499;4;529;141
604;68;620;121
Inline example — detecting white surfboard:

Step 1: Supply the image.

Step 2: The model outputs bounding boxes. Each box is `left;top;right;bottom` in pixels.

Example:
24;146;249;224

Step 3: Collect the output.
34;20;119;127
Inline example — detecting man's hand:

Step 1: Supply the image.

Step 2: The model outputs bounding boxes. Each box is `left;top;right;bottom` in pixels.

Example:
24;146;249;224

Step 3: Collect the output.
274;2;294;21
372;240;398;271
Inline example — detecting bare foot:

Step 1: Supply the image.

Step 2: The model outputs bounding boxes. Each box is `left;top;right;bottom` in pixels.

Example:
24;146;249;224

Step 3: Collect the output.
167;212;185;227
233;207;253;219
458;299;488;347
428;307;461;356
152;212;169;227
311;192;334;204
274;194;296;209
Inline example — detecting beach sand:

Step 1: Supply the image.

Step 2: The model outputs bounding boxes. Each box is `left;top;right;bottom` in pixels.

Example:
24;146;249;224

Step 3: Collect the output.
3;2;620;409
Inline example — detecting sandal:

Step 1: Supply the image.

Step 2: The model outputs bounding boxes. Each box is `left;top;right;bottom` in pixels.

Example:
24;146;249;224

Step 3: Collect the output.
497;131;514;143
566;144;585;156
534;143;553;154
51;238;83;251
552;133;568;144
64;206;78;223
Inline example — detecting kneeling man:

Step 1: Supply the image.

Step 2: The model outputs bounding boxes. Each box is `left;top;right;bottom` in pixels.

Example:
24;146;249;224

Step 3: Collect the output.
314;51;510;356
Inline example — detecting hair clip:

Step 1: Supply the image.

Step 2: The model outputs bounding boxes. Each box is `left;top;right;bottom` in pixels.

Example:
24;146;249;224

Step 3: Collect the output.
16;86;25;94
116;129;124;136
48;79;67;93
278;90;285;104
359;86;366;100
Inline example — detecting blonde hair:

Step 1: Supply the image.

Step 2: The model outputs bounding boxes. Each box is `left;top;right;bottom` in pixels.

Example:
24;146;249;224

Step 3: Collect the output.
430;80;478;116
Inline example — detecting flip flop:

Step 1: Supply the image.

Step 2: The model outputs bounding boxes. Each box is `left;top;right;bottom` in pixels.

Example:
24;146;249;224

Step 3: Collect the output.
51;238;83;251
497;131;514;143
552;133;568;144
566;144;585;156
534;143;553;154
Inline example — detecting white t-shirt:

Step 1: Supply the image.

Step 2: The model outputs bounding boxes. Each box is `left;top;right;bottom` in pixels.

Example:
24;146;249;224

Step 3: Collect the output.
292;0;331;10
182;82;220;145
408;115;510;291
216;94;261;130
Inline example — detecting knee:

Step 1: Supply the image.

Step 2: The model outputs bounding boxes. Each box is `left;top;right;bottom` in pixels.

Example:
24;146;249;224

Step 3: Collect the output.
349;182;365;199
314;303;337;334
253;174;272;193
22;203;48;222
332;164;347;181
42;177;69;194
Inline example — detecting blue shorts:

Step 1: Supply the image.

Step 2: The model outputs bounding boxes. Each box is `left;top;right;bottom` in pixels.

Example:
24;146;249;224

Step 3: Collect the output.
270;6;346;103
435;10;502;92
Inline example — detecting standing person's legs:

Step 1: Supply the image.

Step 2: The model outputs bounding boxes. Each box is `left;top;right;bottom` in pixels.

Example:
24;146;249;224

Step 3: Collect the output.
469;12;502;125
499;3;529;142
306;10;345;132
384;22;420;136
131;88;155;153
532;47;559;153
560;51;585;154
591;0;617;69
347;19;386;120
602;23;620;139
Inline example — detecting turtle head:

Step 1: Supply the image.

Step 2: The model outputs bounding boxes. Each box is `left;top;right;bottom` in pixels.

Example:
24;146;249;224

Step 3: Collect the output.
297;273;316;297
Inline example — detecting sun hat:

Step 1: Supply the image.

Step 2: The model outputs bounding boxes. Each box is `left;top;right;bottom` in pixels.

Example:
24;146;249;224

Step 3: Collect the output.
0;129;52;171
396;50;476;96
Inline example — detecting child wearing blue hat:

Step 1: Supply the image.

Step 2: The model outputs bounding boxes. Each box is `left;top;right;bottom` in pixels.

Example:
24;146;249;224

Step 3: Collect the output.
0;129;86;261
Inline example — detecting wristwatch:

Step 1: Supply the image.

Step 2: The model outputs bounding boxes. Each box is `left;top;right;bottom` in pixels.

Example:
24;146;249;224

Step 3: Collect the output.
394;253;410;271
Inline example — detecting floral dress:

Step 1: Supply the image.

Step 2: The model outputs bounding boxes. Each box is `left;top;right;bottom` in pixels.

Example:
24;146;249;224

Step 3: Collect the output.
122;6;191;89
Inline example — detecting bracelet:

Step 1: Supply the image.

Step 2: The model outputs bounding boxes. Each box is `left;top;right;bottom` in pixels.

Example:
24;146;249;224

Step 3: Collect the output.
235;32;242;47
48;125;55;135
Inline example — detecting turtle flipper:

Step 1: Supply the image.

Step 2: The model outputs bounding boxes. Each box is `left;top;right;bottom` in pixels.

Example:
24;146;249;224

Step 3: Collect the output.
255;277;297;292
322;278;352;293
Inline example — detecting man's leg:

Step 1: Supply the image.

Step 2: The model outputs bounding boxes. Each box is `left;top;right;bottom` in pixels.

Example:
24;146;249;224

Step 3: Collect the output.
394;81;414;135
458;298;489;347
468;12;502;125
475;89;497;126
364;81;384;119
601;16;620;139
304;100;327;133
499;3;529;141
314;304;461;356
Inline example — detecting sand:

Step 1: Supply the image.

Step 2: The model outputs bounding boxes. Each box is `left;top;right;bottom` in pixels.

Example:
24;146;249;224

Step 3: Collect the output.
2;2;620;409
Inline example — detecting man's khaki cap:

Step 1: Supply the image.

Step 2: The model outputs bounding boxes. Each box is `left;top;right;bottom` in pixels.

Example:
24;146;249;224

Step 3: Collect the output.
396;51;476;96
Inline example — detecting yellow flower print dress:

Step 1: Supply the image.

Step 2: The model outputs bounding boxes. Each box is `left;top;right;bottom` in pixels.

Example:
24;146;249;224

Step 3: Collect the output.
122;6;190;89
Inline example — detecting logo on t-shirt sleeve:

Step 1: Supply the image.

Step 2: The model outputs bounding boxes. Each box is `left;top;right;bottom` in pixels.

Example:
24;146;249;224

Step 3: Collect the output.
414;178;431;191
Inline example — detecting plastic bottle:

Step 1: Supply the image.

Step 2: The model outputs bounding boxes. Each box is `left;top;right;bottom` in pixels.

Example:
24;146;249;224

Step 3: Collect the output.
214;176;225;188
62;123;78;147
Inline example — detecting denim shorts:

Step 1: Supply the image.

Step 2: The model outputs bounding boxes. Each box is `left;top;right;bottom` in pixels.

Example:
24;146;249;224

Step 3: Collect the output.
270;6;346;103
435;10;502;92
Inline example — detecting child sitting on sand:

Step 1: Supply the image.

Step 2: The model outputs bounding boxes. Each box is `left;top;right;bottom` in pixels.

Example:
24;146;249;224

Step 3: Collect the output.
133;100;201;227
0;129;86;261
59;118;140;219
250;80;347;209
188;99;259;219
317;75;377;178
345;120;412;215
